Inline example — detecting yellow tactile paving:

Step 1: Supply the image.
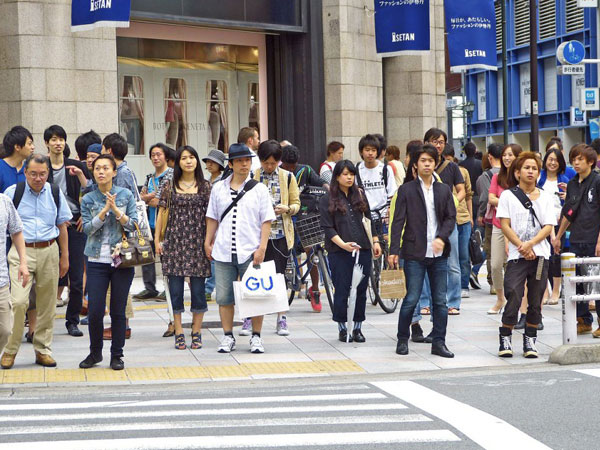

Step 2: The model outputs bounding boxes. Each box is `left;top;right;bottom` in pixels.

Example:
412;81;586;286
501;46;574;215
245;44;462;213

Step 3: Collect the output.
45;369;86;383
84;368;128;382
165;366;210;380
126;367;169;381
3;369;45;384
0;360;364;384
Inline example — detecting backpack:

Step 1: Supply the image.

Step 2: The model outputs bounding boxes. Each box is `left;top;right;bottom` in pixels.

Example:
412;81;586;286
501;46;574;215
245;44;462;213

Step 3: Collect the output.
13;181;60;210
355;160;389;190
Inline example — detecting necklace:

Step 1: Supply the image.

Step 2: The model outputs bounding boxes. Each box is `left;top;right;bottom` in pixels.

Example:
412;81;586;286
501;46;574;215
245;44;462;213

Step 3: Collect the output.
180;180;196;189
522;186;536;195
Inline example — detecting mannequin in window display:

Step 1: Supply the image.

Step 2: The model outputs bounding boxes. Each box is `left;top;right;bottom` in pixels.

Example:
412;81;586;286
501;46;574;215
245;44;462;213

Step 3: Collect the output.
120;77;144;155
165;79;186;149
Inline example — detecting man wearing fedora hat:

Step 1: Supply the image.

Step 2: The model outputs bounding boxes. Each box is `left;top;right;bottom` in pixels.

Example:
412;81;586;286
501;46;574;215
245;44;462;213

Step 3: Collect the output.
205;143;276;354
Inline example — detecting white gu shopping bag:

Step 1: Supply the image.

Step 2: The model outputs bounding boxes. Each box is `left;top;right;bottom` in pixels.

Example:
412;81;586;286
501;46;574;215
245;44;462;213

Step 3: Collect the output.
234;260;289;318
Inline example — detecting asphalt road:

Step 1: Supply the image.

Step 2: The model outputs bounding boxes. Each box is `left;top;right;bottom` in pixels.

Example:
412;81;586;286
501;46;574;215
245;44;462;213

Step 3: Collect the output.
1;364;598;449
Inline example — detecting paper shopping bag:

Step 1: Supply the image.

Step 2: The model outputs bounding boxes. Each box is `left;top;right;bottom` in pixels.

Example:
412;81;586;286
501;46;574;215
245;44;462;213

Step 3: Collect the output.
234;273;289;318
379;269;406;300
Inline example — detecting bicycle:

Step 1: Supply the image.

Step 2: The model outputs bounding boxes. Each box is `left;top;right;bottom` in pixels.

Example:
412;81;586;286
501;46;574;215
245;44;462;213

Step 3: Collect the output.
367;205;400;314
285;187;335;312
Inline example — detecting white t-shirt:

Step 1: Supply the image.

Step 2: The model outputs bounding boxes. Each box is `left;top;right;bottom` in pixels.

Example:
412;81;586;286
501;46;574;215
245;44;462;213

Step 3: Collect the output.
357;161;397;212
319;161;335;184
496;188;557;261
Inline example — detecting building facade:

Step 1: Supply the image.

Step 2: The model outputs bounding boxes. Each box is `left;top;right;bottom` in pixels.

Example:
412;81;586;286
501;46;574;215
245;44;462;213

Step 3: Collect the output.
466;0;598;152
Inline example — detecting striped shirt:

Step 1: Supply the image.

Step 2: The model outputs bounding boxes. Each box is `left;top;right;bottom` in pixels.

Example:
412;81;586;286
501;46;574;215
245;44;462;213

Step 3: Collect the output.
230;187;238;255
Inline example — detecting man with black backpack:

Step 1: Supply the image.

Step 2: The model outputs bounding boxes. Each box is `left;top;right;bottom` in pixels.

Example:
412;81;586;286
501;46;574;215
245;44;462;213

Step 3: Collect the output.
205;143;276;354
496;152;555;358
0;154;72;369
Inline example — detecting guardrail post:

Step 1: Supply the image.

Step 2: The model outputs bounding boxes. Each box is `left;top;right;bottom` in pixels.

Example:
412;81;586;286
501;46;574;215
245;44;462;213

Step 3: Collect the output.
561;252;576;345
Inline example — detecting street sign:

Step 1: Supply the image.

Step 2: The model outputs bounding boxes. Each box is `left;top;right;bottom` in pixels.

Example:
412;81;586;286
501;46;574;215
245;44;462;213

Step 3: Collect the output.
558;65;585;75
557;41;586;65
446;98;459;109
577;0;598;7
590;118;600;140
581;88;600;111
571;106;587;127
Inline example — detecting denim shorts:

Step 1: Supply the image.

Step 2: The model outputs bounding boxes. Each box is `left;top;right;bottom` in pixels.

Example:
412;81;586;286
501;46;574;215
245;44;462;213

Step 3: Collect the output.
214;255;253;306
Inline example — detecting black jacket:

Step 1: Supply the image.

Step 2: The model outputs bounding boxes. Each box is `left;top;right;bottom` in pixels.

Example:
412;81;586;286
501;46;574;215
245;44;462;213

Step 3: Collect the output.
51;158;90;220
389;178;456;260
459;157;483;195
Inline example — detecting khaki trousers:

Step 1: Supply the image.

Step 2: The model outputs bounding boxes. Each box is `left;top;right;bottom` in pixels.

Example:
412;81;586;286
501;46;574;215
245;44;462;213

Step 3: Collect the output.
0;285;12;354
483;224;493;285
6;243;59;356
490;227;507;292
106;289;134;319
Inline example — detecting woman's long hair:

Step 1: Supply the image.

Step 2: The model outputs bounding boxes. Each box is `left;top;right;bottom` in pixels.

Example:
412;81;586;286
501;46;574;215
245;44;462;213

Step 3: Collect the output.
497;143;522;189
328;160;368;215
173;145;205;190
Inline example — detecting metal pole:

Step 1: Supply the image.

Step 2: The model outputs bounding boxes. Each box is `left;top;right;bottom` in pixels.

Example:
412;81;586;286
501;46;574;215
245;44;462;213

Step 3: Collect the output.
529;0;539;153
561;253;577;345
501;0;509;144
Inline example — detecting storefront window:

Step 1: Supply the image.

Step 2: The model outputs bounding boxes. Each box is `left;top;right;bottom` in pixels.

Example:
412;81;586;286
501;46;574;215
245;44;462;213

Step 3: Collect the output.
249;82;259;132
164;78;188;149
206;80;228;151
119;76;145;155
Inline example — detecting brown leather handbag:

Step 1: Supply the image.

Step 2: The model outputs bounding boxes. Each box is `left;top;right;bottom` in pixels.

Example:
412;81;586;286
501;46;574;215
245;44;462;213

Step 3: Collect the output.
118;222;155;268
157;184;172;242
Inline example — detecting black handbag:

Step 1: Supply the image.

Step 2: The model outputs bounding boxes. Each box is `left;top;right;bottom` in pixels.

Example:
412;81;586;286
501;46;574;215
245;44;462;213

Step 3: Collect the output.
469;228;485;265
118;222;155;268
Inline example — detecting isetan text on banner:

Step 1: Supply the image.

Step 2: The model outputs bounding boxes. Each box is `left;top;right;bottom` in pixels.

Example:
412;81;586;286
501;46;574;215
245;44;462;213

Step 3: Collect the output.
71;0;131;32
445;0;497;72
374;0;430;57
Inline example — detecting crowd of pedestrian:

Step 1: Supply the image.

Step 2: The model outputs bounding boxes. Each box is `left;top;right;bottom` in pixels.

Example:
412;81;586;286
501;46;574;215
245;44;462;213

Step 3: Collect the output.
0;121;599;371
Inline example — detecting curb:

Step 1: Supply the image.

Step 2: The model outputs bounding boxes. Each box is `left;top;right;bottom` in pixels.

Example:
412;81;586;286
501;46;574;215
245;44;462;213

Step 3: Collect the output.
549;344;600;365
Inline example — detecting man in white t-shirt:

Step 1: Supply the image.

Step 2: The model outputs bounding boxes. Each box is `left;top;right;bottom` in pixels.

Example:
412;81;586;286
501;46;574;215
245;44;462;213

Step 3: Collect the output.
356;134;397;227
495;152;555;359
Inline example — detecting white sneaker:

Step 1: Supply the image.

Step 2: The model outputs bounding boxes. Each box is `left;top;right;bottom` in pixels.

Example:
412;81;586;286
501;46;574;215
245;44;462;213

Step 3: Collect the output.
276;317;290;336
249;335;265;353
461;289;470;298
239;318;252;336
217;335;236;353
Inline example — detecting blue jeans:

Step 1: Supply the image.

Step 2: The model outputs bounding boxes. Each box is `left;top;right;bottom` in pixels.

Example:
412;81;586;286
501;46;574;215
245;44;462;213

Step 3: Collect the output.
214;255;252;306
398;257;449;342
457;222;472;290
399;259;421;323
168;276;208;314
86;262;135;358
446;225;462;309
205;261;216;295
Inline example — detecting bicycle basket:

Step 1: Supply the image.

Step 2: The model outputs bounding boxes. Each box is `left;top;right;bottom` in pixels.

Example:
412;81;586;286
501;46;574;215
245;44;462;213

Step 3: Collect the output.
295;214;325;248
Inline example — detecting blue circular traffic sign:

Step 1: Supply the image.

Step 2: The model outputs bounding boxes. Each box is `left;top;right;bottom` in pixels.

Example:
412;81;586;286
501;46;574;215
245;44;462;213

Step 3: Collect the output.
557;40;586;65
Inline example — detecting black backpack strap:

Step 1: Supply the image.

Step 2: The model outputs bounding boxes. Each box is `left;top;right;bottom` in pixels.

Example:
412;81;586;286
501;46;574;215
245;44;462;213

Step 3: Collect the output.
355;161;363;188
12;182;26;209
220;179;259;223
382;161;388;189
510;187;541;227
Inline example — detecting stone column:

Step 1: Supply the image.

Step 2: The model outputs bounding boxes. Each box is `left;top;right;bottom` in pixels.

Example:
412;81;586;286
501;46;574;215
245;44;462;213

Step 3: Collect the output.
384;0;447;156
0;0;118;147
322;0;384;162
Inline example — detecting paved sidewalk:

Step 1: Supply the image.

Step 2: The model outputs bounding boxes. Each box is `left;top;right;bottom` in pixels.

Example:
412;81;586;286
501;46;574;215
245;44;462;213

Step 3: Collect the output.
1;273;595;386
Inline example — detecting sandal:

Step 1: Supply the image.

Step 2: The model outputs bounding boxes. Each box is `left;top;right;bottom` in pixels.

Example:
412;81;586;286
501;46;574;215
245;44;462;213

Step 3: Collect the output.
174;333;186;350
190;332;202;350
163;322;175;338
448;307;460;315
420;307;431;315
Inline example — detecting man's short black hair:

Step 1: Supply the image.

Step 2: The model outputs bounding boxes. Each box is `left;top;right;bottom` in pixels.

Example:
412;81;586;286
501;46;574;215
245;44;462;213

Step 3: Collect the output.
487;143;503;159
358;134;382;157
257;140;282;162
463;142;476;157
423;128;448;144
149;143;173;161
281;145;299;165
74;130;101;160
44;124;67;143
102;133;128;160
373;133;387;152
415;144;439;166
2;126;33;157
442;143;455;159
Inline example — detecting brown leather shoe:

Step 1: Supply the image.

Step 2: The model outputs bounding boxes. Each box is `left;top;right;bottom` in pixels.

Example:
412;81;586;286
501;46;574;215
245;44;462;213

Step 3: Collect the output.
577;318;592;335
103;327;112;340
593;320;600;339
0;352;16;369
35;351;57;367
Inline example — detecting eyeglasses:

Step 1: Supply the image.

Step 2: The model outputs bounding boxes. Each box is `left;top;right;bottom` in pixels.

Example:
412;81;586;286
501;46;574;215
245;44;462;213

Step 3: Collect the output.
430;140;446;146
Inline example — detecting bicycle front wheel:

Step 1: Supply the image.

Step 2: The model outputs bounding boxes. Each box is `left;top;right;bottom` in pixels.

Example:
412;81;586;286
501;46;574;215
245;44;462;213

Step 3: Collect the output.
316;248;335;313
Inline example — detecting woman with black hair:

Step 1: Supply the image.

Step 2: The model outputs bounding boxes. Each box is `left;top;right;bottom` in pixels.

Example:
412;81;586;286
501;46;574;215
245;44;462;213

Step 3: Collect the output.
319;160;381;342
155;146;211;350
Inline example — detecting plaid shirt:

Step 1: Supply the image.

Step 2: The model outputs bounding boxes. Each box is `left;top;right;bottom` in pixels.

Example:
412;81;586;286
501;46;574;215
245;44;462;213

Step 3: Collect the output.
260;168;285;240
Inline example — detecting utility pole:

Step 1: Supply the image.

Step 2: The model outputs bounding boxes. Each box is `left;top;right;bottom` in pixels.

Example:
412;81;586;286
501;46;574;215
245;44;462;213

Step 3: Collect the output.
501;0;509;145
529;0;539;153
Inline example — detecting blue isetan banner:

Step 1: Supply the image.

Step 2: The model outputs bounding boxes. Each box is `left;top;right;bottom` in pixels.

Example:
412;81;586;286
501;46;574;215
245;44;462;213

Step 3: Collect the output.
71;0;131;32
445;0;497;72
374;0;430;57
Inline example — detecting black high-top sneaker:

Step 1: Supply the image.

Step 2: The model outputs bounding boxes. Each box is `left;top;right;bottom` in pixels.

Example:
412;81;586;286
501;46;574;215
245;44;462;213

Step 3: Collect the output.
523;326;538;358
498;326;513;357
